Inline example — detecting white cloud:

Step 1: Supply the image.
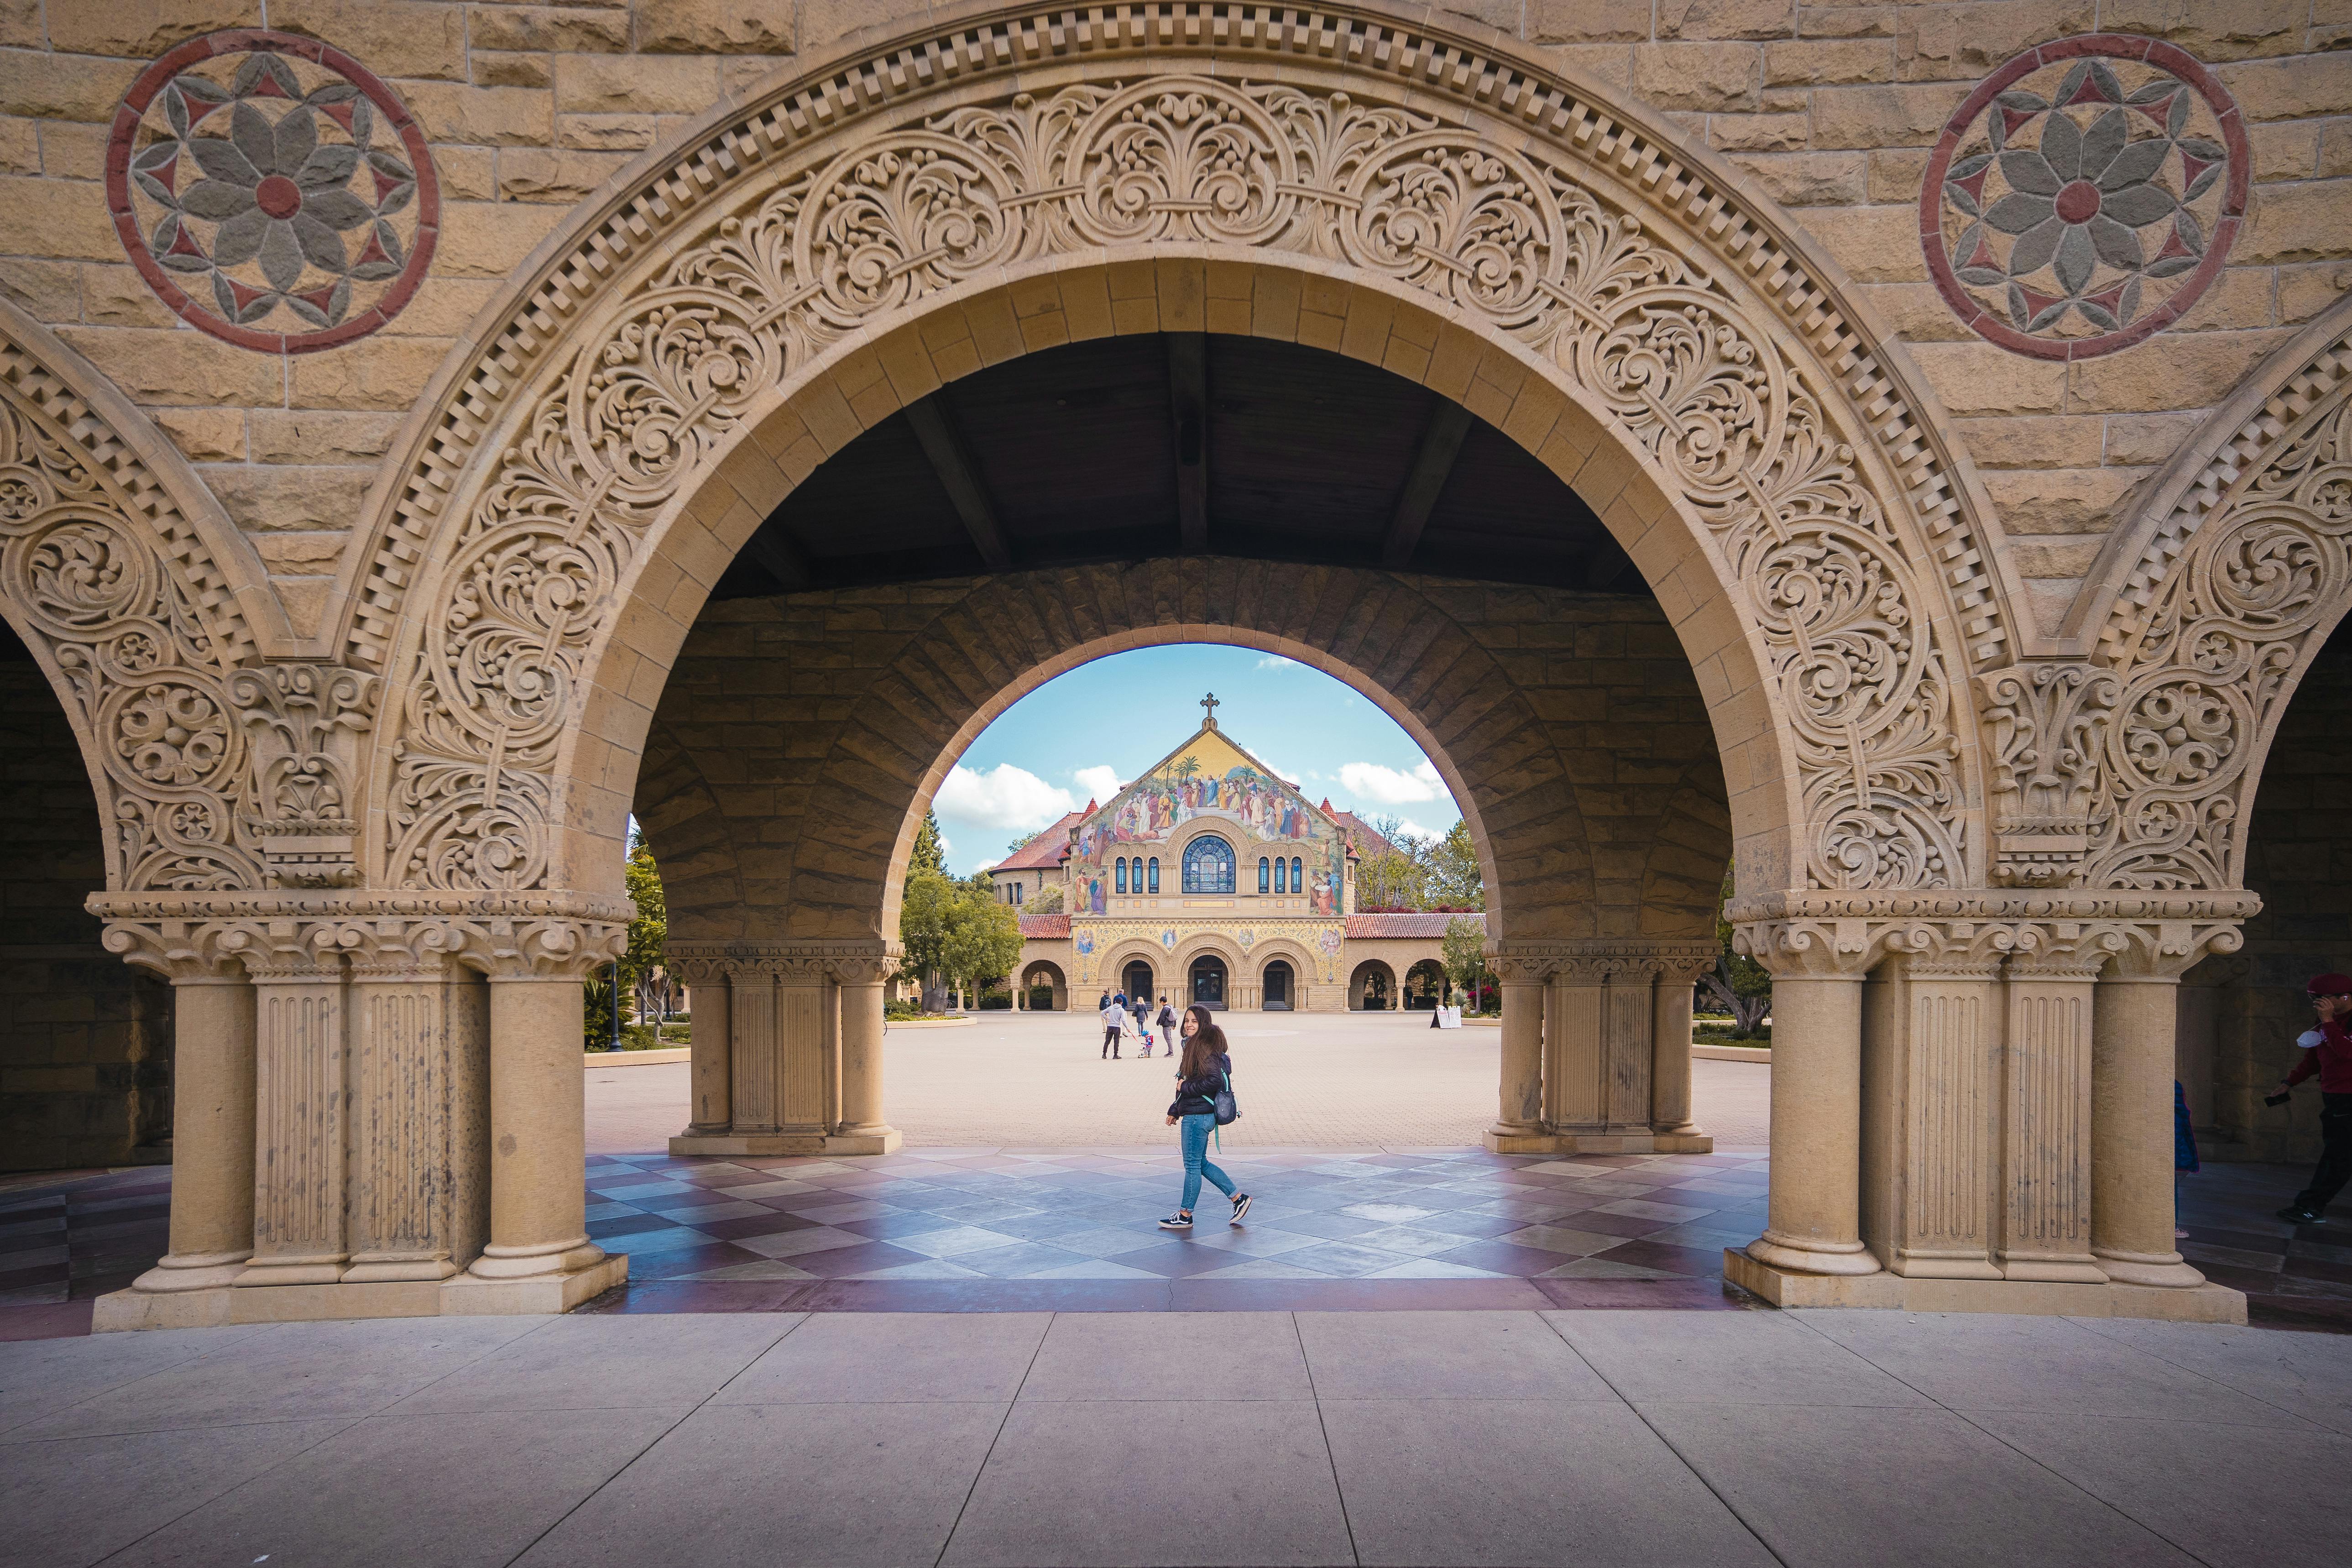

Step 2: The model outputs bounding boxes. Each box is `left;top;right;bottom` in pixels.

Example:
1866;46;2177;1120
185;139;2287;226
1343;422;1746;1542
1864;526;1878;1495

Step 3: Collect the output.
1338;758;1444;805
1254;755;1303;785
1071;764;1124;803
1393;819;1437;841
934;763;1077;831
1255;654;1297;670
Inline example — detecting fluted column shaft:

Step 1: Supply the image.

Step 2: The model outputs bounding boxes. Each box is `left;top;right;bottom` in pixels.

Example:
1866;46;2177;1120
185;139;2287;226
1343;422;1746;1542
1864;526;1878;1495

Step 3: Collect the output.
238;948;349;1287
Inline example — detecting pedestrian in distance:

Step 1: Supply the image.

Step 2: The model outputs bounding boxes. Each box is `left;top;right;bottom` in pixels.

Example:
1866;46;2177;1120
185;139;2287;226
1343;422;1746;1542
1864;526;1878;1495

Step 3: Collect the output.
1097;991;1110;1013
1158;995;1178;1048
1136;996;1156;1056
1160;1004;1249;1230
1101;992;1127;1061
2175;1079;2198;1240
2271;971;2352;1225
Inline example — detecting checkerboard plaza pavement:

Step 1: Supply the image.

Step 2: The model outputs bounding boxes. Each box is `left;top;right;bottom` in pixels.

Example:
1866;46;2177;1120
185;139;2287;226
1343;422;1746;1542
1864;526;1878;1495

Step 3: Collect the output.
577;1143;1773;1312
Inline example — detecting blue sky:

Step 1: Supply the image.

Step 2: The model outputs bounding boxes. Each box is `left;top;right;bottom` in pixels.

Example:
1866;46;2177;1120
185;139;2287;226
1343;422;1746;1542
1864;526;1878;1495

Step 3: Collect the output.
931;645;1464;875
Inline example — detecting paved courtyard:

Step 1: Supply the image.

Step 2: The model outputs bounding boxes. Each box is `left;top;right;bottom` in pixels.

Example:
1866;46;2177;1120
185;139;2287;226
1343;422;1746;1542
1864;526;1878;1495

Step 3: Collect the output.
6;1306;2351;1568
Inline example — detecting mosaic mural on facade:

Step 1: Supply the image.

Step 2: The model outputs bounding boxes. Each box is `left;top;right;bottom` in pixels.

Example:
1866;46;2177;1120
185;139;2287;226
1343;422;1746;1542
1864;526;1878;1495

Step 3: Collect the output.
1923;34;2247;361
106;30;439;354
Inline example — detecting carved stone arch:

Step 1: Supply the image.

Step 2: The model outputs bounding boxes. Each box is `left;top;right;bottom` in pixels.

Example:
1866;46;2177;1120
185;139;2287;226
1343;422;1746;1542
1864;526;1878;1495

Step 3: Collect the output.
2076;296;2352;892
0;299;298;894
352;0;2007;917
633;713;748;945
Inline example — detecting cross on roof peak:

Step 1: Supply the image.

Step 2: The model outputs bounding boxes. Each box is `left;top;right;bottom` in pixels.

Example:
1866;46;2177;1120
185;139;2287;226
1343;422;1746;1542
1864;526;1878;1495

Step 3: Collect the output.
1200;691;1219;728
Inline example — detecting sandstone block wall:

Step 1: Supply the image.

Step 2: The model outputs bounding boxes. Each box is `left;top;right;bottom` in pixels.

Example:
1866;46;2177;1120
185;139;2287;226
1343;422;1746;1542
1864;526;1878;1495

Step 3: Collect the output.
0;2;2341;644
0;652;171;1172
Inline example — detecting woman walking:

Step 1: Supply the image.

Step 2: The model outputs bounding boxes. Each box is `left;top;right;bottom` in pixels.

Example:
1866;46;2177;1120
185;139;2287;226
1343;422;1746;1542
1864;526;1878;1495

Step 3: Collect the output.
1160;1004;1250;1229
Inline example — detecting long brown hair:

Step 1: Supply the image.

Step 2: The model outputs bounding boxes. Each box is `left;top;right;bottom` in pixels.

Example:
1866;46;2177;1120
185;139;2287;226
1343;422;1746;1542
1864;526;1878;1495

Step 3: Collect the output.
1179;1005;1228;1082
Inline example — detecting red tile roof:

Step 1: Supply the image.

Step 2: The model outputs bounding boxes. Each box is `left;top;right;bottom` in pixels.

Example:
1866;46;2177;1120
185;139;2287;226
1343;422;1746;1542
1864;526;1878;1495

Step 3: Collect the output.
1018;913;1071;938
1344;912;1485;939
994;809;1086;872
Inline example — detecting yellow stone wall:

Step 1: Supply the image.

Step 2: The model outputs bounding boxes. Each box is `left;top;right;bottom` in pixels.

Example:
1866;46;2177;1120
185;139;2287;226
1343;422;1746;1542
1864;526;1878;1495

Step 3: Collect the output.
0;2;2341;639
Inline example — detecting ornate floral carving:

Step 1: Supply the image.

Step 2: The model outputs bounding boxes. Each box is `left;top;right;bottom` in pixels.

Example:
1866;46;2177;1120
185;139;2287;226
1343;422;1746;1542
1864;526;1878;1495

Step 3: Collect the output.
1923;35;2247;360
0;371;260;891
229;663;381;887
106;30;439;353
2087;363;2352;890
382;70;1974;899
1975;664;2120;886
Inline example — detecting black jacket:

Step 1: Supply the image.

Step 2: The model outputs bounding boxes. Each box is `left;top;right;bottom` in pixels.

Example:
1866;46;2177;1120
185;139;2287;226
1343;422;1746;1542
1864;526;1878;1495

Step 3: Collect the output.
1168;1051;1232;1118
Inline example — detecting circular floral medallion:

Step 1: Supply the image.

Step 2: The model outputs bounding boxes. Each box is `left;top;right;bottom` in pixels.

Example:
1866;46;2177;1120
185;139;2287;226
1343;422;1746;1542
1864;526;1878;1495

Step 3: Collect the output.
1921;34;2247;361
105;30;438;354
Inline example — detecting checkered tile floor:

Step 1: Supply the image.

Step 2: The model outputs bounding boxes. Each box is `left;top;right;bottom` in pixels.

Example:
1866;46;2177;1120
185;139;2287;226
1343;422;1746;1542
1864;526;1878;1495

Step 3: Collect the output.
10;1143;2351;1330
576;1144;1770;1310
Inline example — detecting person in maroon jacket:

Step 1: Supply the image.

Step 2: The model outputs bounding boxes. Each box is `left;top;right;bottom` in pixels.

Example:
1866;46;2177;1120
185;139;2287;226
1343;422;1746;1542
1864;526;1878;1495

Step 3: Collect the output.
2274;972;2352;1225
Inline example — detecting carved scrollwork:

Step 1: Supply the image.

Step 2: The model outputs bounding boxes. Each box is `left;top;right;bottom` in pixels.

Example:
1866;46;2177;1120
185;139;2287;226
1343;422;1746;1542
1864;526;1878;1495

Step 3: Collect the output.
380;68;1976;900
2089;356;2352;890
228;663;381;888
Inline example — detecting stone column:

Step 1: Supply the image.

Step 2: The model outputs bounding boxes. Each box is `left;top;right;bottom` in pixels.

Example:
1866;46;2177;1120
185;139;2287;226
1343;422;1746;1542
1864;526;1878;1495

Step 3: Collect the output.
727;957;779;1133
463;926;617;1291
1485;957;1548;1150
1651;954;1711;1144
1997;946;2109;1283
776;956;831;1135
1746;951;1882;1277
674;955;731;1135
344;943;478;1283
1544;958;1608;1134
830;955;902;1154
232;930;350;1288
1870;951;2003;1280
106;925;255;1293
1601;958;1657;1132
2091;942;2206;1288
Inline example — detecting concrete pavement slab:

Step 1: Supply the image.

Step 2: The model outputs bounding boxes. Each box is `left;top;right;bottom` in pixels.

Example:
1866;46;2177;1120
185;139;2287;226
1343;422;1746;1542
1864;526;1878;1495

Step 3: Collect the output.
516;1402;1007;1568
1019;1310;1311;1401
0;1417;350;1568
1317;1397;1777;1567
1545;1310;1934;1407
1644;1402;2202;1567
388;1312;805;1413
1296;1310;1616;1401
0;1323;269;1436
943;1399;1352;1567
715;1312;1050;1403
103;1406;681;1568
2067;1319;2352;1435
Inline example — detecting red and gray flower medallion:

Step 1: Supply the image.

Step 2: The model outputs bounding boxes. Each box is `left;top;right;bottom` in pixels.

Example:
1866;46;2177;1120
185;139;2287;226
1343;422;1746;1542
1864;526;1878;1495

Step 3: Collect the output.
105;30;438;354
1922;35;2247;361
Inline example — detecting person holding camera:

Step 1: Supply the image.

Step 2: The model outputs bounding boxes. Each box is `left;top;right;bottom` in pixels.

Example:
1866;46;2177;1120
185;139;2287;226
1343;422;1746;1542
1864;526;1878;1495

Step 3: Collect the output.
2271;972;2352;1225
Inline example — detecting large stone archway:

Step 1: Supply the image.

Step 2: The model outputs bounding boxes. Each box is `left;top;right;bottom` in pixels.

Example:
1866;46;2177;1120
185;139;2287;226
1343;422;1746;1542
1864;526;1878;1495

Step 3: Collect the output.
80;0;2315;1330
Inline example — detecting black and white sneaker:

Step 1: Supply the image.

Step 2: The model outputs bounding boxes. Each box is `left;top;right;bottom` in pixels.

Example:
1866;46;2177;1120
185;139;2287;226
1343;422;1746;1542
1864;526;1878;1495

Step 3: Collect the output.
2278;1205;2326;1225
1230;1194;1253;1223
1158;1211;1194;1230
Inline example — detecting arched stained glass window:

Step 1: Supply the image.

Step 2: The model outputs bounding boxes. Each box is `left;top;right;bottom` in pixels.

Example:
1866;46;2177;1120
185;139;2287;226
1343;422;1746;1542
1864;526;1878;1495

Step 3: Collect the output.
1147;858;1160;893
1274;857;1287;893
1182;835;1236;894
1291;857;1302;892
1258;857;1270;892
1115;857;1128;894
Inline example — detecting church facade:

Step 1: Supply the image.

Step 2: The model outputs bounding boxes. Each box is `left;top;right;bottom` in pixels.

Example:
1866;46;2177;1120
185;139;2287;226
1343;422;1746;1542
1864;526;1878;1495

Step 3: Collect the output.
992;702;1471;1013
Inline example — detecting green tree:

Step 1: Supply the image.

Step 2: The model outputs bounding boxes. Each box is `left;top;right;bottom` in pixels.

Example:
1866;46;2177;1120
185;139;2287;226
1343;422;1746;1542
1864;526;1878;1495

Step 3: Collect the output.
899;867;956;1012
942;874;1024;1007
1699;862;1772;1037
1354;814;1432;910
623;834;668;1020
1029;881;1064;913
910;808;947;875
1004;827;1043;856
1427;820;1485;909
1441;915;1493;1011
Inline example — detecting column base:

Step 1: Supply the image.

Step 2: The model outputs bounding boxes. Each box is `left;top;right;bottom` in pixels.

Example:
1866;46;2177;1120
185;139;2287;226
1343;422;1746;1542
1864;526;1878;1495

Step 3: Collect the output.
93;1251;629;1332
668;1130;828;1157
128;1250;251;1293
825;1125;903;1156
2092;1248;2210;1289
341;1255;461;1284
1483;1128;1713;1155
1725;1248;2245;1322
1746;1233;1884;1275
1998;1253;2115;1285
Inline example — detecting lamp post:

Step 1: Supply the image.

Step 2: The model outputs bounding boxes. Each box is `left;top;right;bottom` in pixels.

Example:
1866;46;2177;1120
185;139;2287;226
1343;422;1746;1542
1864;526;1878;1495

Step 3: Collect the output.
609;960;622;1051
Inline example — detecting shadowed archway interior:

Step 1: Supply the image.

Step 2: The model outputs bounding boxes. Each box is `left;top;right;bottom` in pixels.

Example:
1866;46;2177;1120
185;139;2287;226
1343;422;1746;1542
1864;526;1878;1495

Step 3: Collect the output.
709;333;1636;600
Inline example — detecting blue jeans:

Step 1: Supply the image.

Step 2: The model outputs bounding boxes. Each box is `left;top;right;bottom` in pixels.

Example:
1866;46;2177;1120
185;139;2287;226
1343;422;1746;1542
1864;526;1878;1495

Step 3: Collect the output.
1179;1113;1237;1211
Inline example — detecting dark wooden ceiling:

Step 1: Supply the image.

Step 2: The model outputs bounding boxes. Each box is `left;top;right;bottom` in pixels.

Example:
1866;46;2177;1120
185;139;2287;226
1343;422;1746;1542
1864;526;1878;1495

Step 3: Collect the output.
712;333;1641;600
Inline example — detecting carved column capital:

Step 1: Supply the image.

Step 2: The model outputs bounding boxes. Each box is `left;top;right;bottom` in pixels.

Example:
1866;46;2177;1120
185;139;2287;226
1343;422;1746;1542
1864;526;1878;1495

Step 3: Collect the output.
101;919;246;983
456;915;627;982
227;662;382;890
828;954;899;986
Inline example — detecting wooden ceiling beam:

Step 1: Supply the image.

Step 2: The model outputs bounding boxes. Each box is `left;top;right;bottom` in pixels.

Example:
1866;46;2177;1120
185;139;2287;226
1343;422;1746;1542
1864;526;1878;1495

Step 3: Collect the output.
1168;332;1209;551
1381;400;1474;569
904;393;1014;572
